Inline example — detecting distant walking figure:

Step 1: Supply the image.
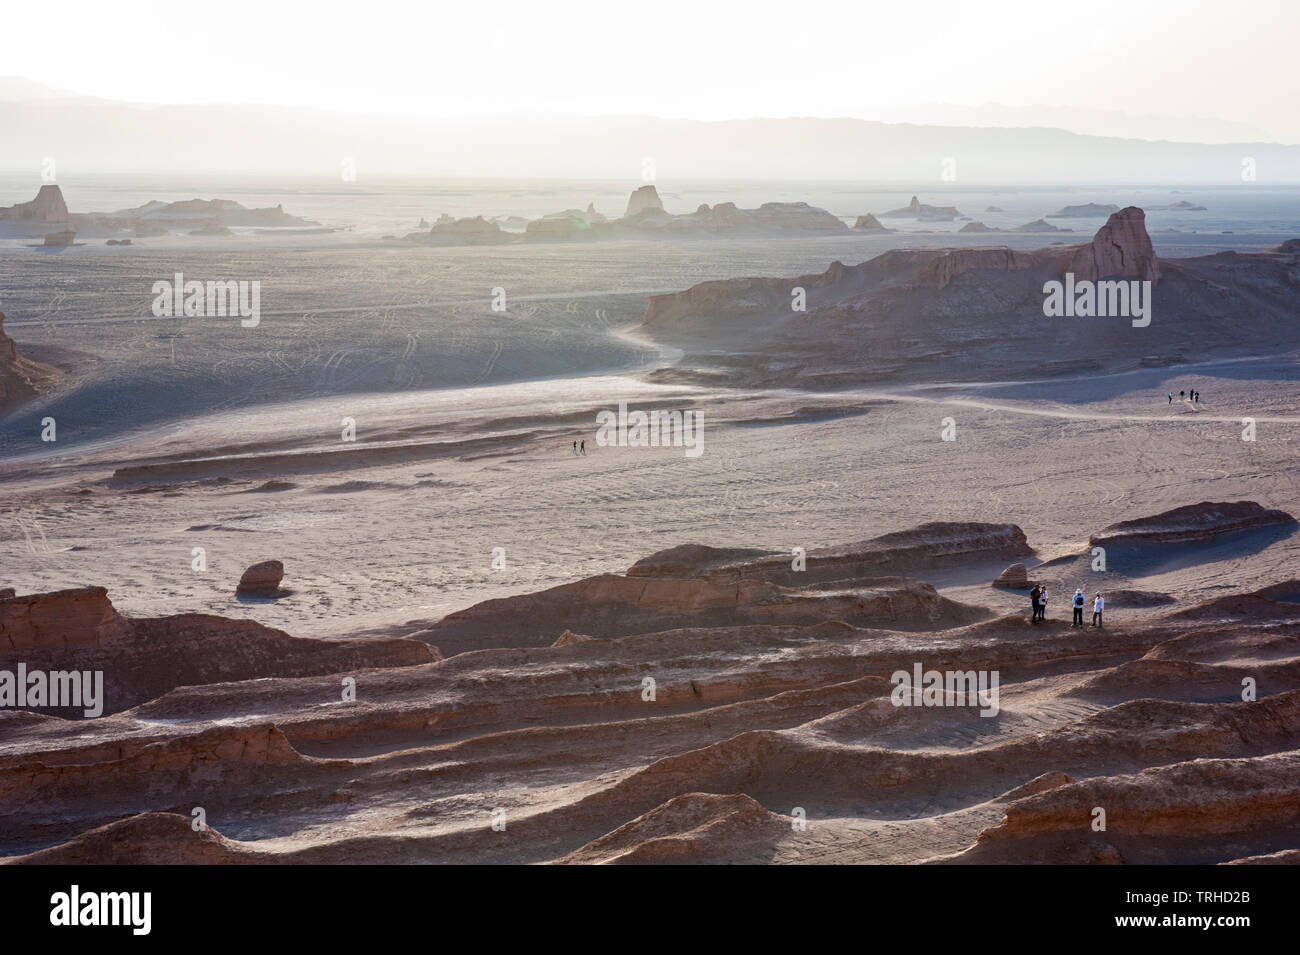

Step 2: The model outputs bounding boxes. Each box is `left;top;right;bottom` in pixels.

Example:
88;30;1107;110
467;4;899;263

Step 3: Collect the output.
1092;592;1105;628
1193;391;1199;404
1029;585;1041;623
1072;588;1085;626
1168;392;1173;404
572;440;578;455
580;440;586;455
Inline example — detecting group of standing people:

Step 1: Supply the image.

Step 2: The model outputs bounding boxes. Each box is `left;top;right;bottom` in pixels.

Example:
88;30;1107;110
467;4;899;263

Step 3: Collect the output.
1029;584;1104;627
1168;389;1201;404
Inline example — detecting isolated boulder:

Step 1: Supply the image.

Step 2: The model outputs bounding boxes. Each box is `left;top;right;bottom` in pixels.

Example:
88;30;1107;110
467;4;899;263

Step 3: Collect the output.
992;562;1030;589
236;560;284;597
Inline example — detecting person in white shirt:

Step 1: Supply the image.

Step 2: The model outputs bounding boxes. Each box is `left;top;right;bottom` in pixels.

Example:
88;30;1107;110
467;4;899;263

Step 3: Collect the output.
1092;592;1104;628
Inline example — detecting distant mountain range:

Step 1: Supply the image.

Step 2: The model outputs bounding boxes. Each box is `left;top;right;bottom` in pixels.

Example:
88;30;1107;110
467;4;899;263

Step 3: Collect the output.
2;78;1298;181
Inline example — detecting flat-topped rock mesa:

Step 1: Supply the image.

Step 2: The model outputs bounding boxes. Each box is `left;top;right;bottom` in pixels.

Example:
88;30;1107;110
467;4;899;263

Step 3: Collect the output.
625;184;665;218
1048;202;1120;218
879;195;962;221
0;586;126;651
0;184;70;225
0;311;62;411
1089;501;1297;548
524;206;605;239
637;206;1292;388
404;215;511;244
108;198;316;227
65;196;318;237
0;585;437;716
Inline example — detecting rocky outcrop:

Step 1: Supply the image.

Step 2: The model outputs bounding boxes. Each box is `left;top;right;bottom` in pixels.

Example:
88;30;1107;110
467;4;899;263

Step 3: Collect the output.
625;185;664;218
1069;206;1161;281
8;812;263;865
880;195;962;220
0;184;69;224
627;544;776;578
414;523;1029;654
1013;218;1063;232
236;560;284;597
851;213;891;232
0;594;437;716
42;230;75;246
0;587;127;651
1048;203;1119;218
0;311;62;409
992;562;1030;589
1089;501;1295;548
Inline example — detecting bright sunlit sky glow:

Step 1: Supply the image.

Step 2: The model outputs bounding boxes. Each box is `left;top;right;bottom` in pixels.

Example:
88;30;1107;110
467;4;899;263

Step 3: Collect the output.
7;0;1300;140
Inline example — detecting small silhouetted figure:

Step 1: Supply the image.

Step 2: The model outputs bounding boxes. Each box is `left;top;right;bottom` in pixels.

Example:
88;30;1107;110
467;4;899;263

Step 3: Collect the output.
1092;592;1105;627
1030;585;1041;623
572;441;577;455
580;440;586;455
1072;589;1085;626
1168;392;1173;404
1180;390;1185;400
1194;391;1199;404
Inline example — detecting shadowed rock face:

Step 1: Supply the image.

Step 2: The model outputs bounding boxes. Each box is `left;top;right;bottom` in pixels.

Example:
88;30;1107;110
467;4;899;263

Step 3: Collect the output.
0;311;62;410
638;207;1300;389
0;588;436;716
1069;206;1161;282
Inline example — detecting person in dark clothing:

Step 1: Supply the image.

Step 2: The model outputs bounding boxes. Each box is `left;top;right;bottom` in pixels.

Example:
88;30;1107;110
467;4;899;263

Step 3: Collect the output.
580;440;586;455
1072;589;1085;626
1029;585;1041;623
572;440;578;455
1179;390;1185;400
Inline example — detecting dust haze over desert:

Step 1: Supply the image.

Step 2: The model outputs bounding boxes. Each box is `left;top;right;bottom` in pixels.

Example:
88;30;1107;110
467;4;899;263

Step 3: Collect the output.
3;0;1300;890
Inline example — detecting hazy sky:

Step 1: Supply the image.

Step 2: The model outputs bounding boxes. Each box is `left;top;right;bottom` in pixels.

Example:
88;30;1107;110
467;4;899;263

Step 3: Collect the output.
9;0;1300;138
